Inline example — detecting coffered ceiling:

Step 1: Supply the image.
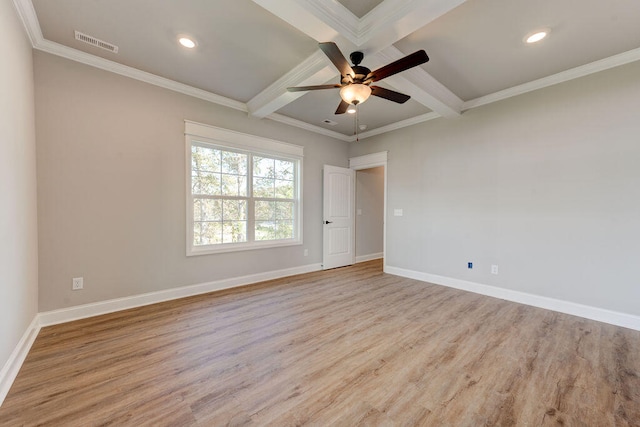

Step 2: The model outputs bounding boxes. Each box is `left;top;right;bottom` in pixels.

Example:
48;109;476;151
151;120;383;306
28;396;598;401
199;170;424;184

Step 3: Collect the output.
12;0;640;141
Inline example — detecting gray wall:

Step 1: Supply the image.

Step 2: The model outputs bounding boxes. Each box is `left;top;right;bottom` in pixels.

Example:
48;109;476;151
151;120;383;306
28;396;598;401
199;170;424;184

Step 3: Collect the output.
356;167;384;258
349;61;640;316
34;51;348;312
0;0;39;367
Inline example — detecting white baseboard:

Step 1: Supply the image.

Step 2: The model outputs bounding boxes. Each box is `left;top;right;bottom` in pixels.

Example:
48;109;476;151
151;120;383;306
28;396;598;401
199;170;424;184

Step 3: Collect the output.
0;316;40;406
385;265;640;331
39;262;322;327
356;252;383;263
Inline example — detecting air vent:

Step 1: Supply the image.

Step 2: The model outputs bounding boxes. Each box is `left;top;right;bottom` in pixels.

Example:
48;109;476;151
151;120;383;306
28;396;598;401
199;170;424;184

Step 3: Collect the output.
322;119;338;126
74;30;119;53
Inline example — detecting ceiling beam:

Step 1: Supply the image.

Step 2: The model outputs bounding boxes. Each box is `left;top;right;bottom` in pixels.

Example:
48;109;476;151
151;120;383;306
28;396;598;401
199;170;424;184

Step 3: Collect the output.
252;0;357;44
247;51;337;118
372;46;463;117
357;0;467;51
249;0;467;119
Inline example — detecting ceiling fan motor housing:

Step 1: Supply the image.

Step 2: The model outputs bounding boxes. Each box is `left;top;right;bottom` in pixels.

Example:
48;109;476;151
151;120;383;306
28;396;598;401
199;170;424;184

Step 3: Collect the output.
342;65;371;84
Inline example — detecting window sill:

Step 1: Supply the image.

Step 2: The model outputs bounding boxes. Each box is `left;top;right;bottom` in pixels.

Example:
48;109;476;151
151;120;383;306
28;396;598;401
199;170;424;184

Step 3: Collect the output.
186;239;302;257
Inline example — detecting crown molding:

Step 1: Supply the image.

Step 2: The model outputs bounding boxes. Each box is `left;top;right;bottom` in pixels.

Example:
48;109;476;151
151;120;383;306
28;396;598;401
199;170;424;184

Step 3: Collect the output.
11;0;41;46
35;40;247;112
267;113;351;142
463;46;640;111
347;112;441;141
13;0;640;144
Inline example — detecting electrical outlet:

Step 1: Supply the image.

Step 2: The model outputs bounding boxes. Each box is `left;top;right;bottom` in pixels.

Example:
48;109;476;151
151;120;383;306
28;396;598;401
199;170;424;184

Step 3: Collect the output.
491;265;499;275
304;249;308;256
72;277;84;290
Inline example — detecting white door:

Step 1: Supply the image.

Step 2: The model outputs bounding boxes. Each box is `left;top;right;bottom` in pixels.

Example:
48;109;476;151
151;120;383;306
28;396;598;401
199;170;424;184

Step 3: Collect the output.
323;165;355;270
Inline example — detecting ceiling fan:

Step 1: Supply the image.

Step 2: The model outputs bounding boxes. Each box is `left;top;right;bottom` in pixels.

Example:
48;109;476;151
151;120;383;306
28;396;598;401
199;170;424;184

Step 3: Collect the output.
287;42;429;114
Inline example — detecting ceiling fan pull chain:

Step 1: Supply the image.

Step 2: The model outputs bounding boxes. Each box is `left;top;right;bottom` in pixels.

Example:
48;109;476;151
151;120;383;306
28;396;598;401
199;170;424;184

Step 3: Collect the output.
355;104;359;142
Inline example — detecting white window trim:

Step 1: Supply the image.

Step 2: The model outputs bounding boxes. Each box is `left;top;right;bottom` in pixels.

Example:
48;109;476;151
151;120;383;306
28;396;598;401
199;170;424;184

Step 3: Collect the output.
185;121;303;256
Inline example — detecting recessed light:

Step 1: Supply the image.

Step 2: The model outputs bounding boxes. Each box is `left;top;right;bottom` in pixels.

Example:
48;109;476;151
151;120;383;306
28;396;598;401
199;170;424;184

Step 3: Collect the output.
179;37;196;49
525;29;549;44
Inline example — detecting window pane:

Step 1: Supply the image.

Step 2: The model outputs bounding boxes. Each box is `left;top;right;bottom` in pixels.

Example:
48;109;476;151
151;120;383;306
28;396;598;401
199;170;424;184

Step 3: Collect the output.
221;151;247;175
255;200;275;221
221;174;246;197
193;198;222;221
255;221;276;241
275;179;294;199
253;156;275;178
277;220;294;239
189;138;300;253
222;199;247;221
193;221;223;246
253;177;275;198
192;145;221;172
192;171;221;195
223;221;246;243
275;160;294;180
275;201;294;220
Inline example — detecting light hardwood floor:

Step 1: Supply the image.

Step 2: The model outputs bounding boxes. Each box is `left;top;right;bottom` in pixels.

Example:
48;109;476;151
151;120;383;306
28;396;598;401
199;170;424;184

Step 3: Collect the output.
1;260;639;426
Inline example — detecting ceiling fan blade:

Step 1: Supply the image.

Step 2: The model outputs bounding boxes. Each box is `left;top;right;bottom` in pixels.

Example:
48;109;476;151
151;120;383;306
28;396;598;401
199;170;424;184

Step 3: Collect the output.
287;84;342;92
370;86;411;103
335;100;350;115
319;42;355;77
365;50;429;83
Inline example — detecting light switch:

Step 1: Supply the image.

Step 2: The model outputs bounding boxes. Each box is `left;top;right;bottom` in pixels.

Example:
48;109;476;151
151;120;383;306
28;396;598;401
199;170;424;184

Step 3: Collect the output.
394;209;403;217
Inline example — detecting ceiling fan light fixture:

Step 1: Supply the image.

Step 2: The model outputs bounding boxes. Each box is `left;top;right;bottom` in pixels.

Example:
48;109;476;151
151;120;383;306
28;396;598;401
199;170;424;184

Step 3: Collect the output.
347;105;356;114
340;84;371;105
178;37;196;49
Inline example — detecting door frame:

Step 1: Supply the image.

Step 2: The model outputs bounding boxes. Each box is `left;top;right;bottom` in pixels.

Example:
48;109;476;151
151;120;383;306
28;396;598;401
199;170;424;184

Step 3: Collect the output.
349;151;388;273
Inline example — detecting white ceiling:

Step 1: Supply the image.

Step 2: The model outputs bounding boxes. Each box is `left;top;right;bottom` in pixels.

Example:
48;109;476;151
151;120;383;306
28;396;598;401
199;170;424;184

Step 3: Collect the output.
14;0;640;141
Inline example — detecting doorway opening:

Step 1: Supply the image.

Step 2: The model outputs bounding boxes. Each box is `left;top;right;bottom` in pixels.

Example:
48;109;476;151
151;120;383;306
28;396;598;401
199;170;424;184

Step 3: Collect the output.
350;152;387;272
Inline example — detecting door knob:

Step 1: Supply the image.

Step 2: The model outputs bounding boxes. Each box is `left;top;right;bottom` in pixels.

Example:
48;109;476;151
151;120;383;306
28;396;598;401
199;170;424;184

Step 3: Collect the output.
324;220;333;224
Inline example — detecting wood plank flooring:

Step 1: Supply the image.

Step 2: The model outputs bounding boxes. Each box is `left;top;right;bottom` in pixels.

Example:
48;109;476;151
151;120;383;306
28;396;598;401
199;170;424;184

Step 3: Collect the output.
1;260;639;426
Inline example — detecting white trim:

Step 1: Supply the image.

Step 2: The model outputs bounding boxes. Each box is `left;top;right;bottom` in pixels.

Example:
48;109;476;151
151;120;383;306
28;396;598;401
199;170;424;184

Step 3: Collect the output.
246;53;337;119
350;152;388;273
0;316;40;406
39;263;323;327
296;0;360;46
356;252;383;263
267;113;351;142
385;265;640;331
373;46;463;117
38;40;248;113
358;0;467;48
14;0;640;143
185;126;304;256
349;151;388;169
349;112;440;141
462;46;640;111
11;0;42;46
185;121;304;157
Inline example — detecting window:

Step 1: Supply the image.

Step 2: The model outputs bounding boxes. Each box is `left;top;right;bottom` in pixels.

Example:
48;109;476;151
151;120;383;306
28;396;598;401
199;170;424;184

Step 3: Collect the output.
186;121;302;255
